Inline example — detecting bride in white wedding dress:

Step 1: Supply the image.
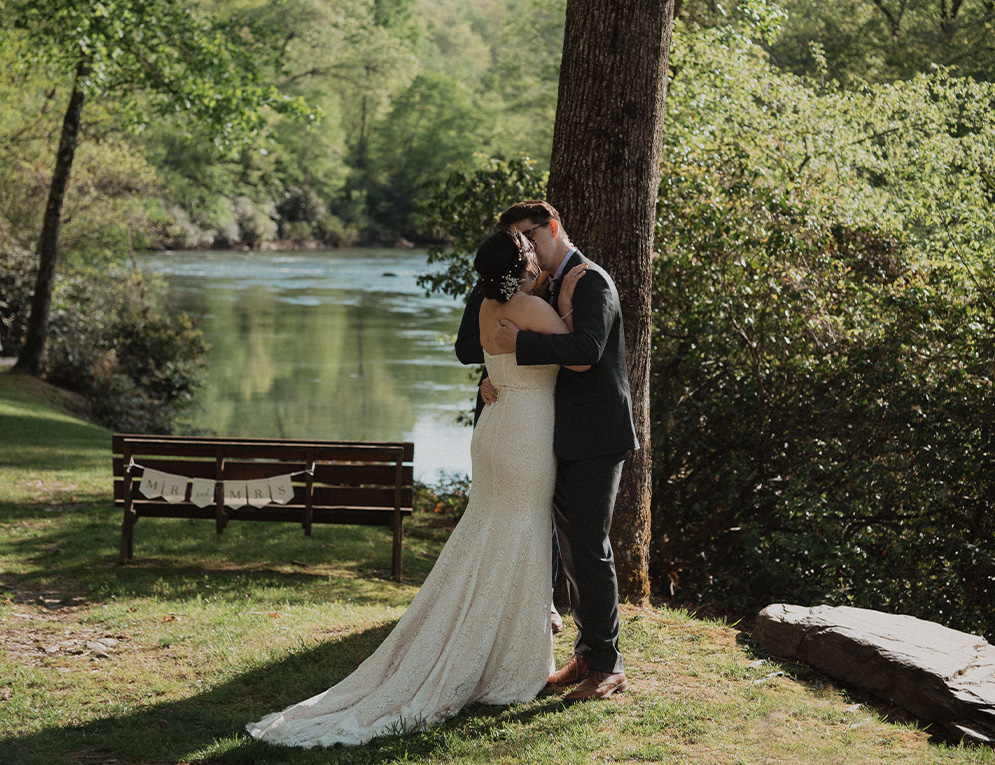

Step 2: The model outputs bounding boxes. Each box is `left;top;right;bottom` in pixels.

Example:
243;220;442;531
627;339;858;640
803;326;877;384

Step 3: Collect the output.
246;229;587;748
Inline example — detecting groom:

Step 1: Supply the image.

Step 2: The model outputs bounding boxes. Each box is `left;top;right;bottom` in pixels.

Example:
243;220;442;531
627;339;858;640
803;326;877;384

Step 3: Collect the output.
493;200;638;701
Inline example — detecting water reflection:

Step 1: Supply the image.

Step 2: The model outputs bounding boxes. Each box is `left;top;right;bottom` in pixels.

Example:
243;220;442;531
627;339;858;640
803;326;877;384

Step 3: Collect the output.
141;249;476;481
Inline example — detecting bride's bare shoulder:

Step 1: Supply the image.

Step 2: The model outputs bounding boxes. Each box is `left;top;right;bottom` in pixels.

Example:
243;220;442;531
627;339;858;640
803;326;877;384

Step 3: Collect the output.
504;292;564;333
511;291;552;307
505;292;552;314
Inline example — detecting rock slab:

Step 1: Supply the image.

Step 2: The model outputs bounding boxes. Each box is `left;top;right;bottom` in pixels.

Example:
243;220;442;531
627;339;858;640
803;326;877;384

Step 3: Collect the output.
754;604;995;745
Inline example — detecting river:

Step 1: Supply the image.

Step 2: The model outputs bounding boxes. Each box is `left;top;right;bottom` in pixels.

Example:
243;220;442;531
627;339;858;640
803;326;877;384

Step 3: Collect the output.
140;248;476;481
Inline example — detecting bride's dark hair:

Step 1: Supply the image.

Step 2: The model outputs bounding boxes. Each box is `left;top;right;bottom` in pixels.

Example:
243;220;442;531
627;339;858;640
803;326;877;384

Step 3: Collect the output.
474;229;531;303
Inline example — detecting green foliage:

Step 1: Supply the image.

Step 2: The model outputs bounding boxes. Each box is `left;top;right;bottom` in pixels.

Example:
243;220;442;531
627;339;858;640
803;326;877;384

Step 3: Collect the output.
414;472;471;518
0;0;568;248
0;242;34;354
768;0;995;85
652;22;995;637
358;72;490;240
479;0;565;163
417;156;547;297
1;247;206;432
6;0;313;149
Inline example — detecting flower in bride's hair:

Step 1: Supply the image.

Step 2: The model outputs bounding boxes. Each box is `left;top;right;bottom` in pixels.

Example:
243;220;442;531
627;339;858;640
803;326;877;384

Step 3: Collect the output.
499;273;520;301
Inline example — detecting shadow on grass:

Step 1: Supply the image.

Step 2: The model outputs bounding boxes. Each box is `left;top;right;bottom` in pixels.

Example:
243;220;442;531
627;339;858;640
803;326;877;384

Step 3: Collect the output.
1;500;445;605
0;621;569;765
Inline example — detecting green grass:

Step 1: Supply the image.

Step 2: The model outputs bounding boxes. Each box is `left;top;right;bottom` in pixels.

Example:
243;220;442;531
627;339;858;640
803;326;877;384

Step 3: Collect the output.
2;367;994;764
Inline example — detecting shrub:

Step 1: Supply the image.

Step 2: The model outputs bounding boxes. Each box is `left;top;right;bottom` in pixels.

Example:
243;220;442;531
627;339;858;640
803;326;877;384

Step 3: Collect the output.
413;473;471;519
417;157;547;298
5;259;206;434
646;19;995;638
0;239;35;355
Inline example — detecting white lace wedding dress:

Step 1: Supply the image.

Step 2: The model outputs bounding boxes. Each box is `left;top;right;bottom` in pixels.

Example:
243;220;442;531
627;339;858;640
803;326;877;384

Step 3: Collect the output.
246;351;558;747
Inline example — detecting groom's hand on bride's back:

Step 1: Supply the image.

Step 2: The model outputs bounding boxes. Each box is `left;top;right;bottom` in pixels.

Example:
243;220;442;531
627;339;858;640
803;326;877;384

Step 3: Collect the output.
494;319;520;354
480;376;499;405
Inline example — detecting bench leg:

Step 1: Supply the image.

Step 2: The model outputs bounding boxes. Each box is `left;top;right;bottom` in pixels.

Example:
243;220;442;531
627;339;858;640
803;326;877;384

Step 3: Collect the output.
392;518;403;582
119;512;136;564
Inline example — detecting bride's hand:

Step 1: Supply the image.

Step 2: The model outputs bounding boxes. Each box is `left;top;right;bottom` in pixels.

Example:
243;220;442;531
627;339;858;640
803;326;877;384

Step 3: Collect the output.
558;263;588;317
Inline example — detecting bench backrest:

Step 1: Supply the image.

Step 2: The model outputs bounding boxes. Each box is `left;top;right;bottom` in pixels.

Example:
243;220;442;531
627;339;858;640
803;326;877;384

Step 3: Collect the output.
112;434;415;520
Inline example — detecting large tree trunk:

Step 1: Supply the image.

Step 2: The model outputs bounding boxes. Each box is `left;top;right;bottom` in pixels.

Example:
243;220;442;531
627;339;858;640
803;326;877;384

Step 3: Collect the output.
13;59;89;376
547;0;674;604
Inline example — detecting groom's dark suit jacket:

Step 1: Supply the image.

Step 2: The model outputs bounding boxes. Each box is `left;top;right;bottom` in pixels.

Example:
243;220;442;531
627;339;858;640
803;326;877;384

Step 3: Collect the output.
516;251;638;461
455;284;487;424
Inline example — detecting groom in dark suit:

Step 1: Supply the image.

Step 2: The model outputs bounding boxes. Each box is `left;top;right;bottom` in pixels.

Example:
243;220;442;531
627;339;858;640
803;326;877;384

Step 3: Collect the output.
493;200;638;701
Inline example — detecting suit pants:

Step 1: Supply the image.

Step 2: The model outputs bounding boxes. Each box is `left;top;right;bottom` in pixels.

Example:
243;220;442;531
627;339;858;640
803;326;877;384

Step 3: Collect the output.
553;451;626;674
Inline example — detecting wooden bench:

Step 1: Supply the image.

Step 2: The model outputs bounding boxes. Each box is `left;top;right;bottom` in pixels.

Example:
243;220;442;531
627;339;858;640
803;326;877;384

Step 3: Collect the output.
112;434;414;580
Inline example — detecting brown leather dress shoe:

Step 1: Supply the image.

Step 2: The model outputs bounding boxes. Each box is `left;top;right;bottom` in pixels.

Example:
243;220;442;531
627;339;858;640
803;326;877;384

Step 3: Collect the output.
547;653;588;686
562;670;628;701
551;604;563;634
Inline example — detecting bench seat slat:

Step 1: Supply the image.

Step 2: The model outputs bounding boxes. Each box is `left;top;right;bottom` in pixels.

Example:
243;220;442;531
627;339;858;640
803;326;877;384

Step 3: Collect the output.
125;502;412;526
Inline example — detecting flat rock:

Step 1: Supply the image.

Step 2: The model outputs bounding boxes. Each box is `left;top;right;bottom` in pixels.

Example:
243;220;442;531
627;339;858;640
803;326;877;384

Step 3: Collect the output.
754;604;995;745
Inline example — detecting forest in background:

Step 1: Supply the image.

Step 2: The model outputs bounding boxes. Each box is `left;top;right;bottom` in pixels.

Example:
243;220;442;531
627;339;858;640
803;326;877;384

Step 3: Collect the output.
2;0;994;635
2;0;993;253
4;0;991;256
0;0;565;253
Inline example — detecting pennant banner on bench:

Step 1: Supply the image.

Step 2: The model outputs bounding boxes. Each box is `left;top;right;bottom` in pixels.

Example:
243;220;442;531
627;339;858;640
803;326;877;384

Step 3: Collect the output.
190;478;216;508
162;473;188;504
133;464;298;510
224;481;249;509
246;479;272;507
268;474;295;504
140;468;189;503
139;468;168;499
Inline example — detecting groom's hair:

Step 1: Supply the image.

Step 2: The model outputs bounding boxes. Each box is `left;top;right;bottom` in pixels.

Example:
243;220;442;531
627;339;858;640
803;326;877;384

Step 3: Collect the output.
497;200;562;229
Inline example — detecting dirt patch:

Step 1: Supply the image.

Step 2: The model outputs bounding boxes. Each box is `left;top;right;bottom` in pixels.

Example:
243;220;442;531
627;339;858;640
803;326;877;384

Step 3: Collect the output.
1;578;130;666
4;577;88;613
3;619;129;665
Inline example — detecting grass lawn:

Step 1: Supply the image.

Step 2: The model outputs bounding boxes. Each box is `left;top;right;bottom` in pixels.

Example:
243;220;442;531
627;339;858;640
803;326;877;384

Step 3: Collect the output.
1;368;993;764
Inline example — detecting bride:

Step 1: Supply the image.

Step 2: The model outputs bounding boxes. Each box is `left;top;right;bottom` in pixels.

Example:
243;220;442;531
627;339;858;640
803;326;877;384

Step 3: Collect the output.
246;229;587;748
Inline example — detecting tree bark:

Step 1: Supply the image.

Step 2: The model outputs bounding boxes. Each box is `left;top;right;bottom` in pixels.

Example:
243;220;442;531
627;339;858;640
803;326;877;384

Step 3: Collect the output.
547;0;674;604
12;59;90;376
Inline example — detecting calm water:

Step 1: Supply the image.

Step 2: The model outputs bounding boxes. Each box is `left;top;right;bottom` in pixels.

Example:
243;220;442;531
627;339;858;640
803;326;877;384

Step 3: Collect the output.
141;249;476;481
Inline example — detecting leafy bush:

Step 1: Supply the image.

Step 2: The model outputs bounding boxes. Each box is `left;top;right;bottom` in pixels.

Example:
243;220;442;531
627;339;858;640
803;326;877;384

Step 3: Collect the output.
652;23;995;637
3;253;206;434
414;473;471;519
417;156;547;298
0;239;34;355
652;154;995;636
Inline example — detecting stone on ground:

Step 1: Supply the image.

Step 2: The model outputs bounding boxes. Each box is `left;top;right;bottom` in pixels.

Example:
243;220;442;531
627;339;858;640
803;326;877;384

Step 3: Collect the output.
754;603;995;745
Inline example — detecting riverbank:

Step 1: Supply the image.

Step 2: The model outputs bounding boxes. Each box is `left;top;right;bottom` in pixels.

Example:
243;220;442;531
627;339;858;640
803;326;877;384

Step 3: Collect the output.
2;370;990;764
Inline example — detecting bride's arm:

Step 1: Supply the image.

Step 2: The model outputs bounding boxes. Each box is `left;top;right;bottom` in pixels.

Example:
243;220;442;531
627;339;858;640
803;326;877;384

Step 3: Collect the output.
555;263;588;333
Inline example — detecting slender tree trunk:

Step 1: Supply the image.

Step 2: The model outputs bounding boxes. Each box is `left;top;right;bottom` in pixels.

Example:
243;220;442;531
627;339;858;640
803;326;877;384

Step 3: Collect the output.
547;0;674;604
13;59;89;376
